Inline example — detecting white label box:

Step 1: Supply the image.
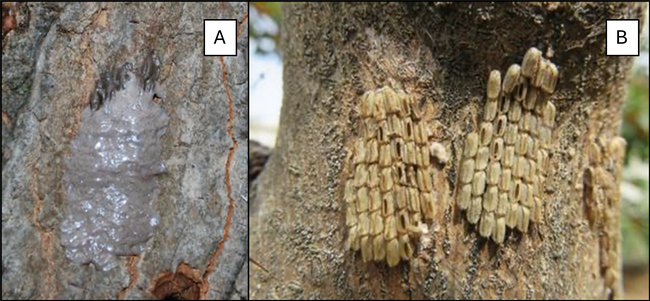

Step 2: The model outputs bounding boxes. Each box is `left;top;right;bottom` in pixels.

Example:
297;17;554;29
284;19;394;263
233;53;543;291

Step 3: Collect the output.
204;19;237;56
606;19;640;56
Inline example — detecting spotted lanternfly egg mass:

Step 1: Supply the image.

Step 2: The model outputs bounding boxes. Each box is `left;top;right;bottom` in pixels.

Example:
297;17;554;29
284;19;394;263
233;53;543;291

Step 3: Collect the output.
344;87;445;267
583;136;626;292
60;53;167;271
457;47;559;244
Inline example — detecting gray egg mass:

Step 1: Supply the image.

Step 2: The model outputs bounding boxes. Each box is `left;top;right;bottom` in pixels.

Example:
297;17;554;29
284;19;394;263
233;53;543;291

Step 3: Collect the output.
60;53;168;271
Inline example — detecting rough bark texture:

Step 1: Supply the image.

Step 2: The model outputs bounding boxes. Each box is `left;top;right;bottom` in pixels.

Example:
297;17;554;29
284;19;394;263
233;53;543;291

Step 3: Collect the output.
2;2;248;300
251;2;646;300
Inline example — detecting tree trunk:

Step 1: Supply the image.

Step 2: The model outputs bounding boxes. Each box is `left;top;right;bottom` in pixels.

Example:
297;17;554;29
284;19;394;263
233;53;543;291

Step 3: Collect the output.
251;2;646;300
2;2;248;300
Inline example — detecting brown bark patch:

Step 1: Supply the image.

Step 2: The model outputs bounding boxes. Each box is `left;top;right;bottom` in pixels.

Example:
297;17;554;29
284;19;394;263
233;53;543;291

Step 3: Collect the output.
151;263;202;300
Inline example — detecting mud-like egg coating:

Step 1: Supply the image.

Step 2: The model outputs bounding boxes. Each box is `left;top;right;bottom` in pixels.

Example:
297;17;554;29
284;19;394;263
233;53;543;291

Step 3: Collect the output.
61;54;167;271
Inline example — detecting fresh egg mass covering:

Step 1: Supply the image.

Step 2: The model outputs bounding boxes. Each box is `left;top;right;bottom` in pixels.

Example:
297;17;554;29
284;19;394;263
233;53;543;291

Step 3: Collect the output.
60;53;168;271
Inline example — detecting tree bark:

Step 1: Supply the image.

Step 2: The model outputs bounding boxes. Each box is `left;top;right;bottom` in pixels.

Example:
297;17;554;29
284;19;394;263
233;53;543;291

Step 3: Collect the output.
2;2;248;300
250;2;647;300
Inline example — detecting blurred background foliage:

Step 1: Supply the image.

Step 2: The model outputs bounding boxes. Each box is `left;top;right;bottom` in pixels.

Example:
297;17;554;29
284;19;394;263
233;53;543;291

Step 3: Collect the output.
251;3;649;298
251;2;281;55
621;31;649;270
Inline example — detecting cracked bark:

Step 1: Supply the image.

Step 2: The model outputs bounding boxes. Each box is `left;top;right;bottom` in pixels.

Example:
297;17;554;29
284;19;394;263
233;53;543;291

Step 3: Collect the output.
2;2;248;300
251;2;646;300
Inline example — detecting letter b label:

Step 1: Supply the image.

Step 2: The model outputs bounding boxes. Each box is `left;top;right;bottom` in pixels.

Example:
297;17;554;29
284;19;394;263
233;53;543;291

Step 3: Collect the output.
617;30;627;44
607;20;639;56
